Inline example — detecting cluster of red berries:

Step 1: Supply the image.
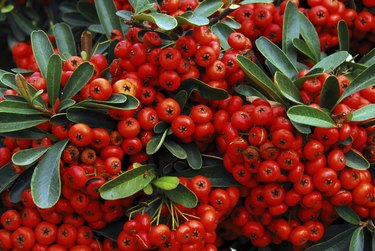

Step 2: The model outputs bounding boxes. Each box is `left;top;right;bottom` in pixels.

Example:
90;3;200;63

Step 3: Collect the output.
11;42;40;72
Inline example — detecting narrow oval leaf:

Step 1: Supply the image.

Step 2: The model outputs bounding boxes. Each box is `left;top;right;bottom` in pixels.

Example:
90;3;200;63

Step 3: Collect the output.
349;227;364;251
31;139;69;208
11;68;34;75
67;107;117;130
12;147;49;166
319;76;340;110
222;19;241;29
58;99;76;112
175;11;209;26
0;100;43;115
335;206;361;225
338;20;349;51
164;184;198;208
146;130;168;155
0;162;20;194
282;1;299;64
349;104;375;122
235;85;268;100
143;184;153;195
79;94;139;110
181;143;202;170
61;62;94;100
134;13;177;30
116;10;132;21
46;54;62;108
293;38;317;61
299;12;320;62
345;149;370;170
274;71;303;104
10;12;38;36
338;63;375;104
31;30;54;78
287;105;336;128
95;0;122;38
100;164;156;200
180;78;228;100
0;128;47;140
291;120;312;134
174;90;188;110
53;23;77;59
240;0;273;3
359;48;375;66
256;36;298;80
194;0;223;18
0;114;48;133
153;176;179;190
1;73;18;90
77;0;99;23
163;140;187;159
306;226;357;251
211;22;234;50
62;12;93;27
311;51;349;74
9;167;34;203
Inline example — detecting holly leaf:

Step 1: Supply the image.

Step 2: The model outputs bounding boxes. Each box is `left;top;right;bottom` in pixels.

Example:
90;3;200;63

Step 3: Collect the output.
61;62;94;101
335;206;361;225
345;149;370;170
287;105;336;128
164;184;198;208
31;30;54;78
153;176;179;190
12;147;49;166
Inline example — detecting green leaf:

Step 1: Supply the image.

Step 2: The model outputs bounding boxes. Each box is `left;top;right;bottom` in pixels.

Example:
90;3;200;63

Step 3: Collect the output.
337;64;375;104
116;10;132;21
237;55;284;103
77;0;99;23
1;73;18;90
11;68;34;75
46;54;62;108
274;71;303;104
349;227;364;251
359;48;375;66
93;219;123;241
174;90;188;110
175;11;209;26
194;0;223;18
9;167;34;203
15;74;46;108
349;104;375;122
31;30;54;78
240;0;273;3
222;19;241;29
294;68;325;88
164;184;198;208
1;4;14;13
256;37;298;80
319;76;340;110
0;100;43;115
50;113;69;125
61;62;94;100
163;140;187;159
10;12;38;36
0;162;19;194
88;24;105;34
338;20;349;51
67;107;117;130
146;129;168;155
287;105;336;128
310;51;349;73
153;176;179;190
53;23;77;60
31;139;69;208
335;206;361;225
78;94;139;110
293;38;317;61
211;22;234;50
100;164;156;200
181;143;202;170
0;114;48;133
95;0;122;38
345;149;370;170
62;12;93;27
291;120;312;134
299;12;320;62
134;13;177;31
282;1;299;64
12;147;49;166
306;226;357;251
235;85;268;100
180;78;228;100
0;127;47;139
58;99;76;112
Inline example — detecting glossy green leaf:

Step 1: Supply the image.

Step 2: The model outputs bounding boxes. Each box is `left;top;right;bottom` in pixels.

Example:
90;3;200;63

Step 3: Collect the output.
338;20;349;51
335;206;361;225
143;184;153;195
256;37;298;80
175;11;209;26
294;68;325;87
174;90;188;110
235;85;268;100
311;51;349;73
89;24;105;34
194;0;223;18
1;4;14;13
358;48;375;66
95;0;122;38
211;22;234;50
10;12;38;36
306;226;357;251
299;12;320;62
0;162;20;194
116;10;132;21
50;113;69;125
274;71;303;104
31;139;69;208
31;30;54;78
58;99;76;112
153;176;179;190
282;2;299;64
67;107;117;130
100;164;156;200
146;129;168;155
15;74;46;107
345;149;370;170
61;62;94;100
11;68;34;74
240;0;273;3
349;227;364;251
222;19;241;29
180;78;228;100
134;13;177;30
12;147;49;166
153;122;169;134
1;73;18;90
287;105;336;128
0;100;42;115
181;143;202;170
46;54;62;108
78;94;139;110
0;127;47;139
293;38;317;61
53;23;77;59
337;64;375;104
9;167;34;203
291;120;312;134
0;114;48;133
93;219;123;241
319;76;340;110
372;232;375;251
164;184;198;208
128;0;152;13
62;12;93;27
77;0;99;23
163;140;187;160
349;104;375;122
237;55;284;103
